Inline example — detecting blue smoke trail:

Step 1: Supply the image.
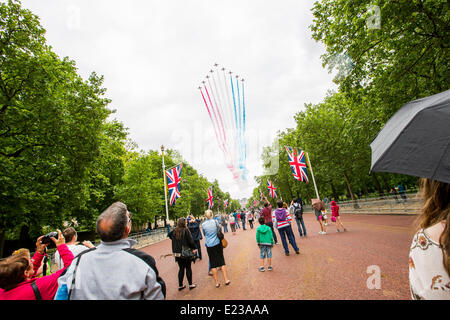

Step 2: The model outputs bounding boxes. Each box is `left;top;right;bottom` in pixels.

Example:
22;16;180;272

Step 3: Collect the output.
241;80;247;180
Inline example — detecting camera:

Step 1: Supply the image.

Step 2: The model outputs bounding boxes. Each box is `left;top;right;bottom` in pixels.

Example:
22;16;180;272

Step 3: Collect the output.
41;231;58;245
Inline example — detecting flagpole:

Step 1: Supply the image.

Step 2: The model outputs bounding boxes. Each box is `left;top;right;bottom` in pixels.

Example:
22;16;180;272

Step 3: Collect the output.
161;145;170;235
305;152;320;200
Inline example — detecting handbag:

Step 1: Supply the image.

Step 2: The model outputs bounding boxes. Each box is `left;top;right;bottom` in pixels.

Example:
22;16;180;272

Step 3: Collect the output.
215;221;227;247
221;238;228;248
180;246;196;260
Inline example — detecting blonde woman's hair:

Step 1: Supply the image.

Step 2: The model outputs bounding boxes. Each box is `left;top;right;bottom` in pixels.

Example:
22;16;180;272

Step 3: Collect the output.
205;209;213;219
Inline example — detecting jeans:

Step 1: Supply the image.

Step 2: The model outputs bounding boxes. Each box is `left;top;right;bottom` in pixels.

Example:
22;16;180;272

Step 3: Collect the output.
241;219;246;230
266;221;278;244
295;216;307;237
194;239;202;259
235;219;240;229
249;220;254;229
278;226;299;254
223;224;228;233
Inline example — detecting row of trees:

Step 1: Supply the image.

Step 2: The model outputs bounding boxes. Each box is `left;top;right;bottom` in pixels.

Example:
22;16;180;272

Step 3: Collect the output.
249;0;449;207
0;0;240;257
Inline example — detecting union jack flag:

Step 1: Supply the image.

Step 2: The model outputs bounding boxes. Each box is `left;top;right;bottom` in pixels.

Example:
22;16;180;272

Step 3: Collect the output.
267;180;277;198
224;199;228;208
165;163;183;206
206;186;214;209
285;146;309;183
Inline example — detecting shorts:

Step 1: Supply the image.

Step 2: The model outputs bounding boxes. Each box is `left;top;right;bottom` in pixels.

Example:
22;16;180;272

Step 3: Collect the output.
259;245;272;259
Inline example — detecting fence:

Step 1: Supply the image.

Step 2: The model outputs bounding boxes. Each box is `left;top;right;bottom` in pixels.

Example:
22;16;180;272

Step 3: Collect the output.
303;192;421;215
129;228;172;249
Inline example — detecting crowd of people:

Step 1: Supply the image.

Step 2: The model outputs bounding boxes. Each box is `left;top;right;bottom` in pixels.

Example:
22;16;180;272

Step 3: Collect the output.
1;178;449;300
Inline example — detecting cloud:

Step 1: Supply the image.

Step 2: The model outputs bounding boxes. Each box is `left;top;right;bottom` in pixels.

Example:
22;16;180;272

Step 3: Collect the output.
20;0;337;199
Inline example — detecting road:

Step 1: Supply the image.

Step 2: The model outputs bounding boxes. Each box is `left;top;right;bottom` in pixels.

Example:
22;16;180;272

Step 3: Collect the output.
140;213;417;300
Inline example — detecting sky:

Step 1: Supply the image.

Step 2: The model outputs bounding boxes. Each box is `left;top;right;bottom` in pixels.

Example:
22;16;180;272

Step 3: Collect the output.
19;0;338;200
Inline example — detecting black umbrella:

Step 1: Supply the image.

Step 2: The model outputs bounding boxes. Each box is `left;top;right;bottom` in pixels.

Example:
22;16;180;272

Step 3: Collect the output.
370;89;450;184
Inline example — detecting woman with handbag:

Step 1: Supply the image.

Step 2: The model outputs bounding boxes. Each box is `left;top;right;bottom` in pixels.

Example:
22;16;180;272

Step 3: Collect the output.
201;209;231;288
168;218;198;291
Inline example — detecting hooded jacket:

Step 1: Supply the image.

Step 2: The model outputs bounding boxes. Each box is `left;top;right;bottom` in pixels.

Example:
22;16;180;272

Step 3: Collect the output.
275;208;292;229
331;201;340;216
0;244;74;300
256;224;274;246
55;238;165;300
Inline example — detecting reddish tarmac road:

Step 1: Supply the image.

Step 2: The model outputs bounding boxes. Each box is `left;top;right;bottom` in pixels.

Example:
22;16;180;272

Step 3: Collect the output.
140;213;417;300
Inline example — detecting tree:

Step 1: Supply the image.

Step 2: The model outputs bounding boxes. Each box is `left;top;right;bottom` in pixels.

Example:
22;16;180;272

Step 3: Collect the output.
310;0;449;120
0;0;111;255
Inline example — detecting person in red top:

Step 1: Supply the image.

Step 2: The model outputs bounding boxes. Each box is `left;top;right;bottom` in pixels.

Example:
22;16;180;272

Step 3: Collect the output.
260;195;278;244
0;230;74;300
331;200;347;232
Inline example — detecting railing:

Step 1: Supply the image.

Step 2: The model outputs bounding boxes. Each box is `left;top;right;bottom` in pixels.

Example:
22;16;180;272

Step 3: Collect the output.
129;228;172;249
303;192;422;215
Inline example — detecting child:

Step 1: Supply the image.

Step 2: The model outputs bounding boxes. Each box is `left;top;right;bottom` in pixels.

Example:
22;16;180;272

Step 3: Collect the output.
331;200;347;232
256;217;274;271
322;209;329;226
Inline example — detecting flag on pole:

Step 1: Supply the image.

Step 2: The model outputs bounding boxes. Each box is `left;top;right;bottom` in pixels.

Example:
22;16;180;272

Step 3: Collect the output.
285;146;309;183
165;163;183;206
267;180;277;198
206;186;214;209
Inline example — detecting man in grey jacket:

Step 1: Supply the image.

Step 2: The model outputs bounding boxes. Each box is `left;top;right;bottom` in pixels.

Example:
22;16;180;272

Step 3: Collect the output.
56;202;166;300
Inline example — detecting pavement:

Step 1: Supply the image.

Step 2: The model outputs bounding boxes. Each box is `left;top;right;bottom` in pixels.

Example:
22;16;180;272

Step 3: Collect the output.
140;213;417;300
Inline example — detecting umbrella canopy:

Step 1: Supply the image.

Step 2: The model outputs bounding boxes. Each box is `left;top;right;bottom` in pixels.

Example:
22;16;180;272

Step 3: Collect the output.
370;89;450;184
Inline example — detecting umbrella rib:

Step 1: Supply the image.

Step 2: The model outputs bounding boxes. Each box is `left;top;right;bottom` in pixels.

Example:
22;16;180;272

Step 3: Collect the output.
430;140;450;181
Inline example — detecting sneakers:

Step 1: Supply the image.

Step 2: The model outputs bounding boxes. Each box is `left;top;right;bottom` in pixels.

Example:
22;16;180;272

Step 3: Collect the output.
344;228;347;232
337;229;341;232
285;252;290;256
267;266;273;271
259;266;265;272
319;231;327;235
295;250;300;254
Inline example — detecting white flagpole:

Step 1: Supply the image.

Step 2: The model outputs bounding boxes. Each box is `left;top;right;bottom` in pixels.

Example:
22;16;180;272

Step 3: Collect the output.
305;152;320;200
161;145;170;234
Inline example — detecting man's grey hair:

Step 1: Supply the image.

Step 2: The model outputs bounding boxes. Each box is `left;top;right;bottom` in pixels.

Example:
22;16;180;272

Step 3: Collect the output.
97;202;128;242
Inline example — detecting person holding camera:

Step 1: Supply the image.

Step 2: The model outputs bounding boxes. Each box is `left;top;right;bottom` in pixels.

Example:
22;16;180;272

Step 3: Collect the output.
54;227;94;270
0;230;74;300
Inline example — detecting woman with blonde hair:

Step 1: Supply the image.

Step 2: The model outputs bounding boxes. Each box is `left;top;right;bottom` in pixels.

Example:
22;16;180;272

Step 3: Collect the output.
409;178;450;299
201;209;230;288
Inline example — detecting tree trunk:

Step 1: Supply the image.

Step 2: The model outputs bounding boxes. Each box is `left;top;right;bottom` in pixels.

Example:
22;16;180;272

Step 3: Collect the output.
371;172;385;197
381;174;392;194
0;231;5;258
362;183;369;196
343;172;360;208
19;225;30;249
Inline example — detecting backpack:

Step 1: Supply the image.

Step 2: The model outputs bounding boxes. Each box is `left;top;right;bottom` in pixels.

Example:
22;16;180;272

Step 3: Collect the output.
293;202;303;219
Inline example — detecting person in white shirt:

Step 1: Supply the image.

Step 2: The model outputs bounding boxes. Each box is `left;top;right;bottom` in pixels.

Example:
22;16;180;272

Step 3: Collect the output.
409;178;450;299
54;227;94;270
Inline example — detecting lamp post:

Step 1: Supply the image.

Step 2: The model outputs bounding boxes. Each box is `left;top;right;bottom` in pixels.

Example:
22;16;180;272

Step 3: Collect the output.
161;145;170;235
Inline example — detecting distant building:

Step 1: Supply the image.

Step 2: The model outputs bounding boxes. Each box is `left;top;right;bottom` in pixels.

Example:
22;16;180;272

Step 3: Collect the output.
239;198;248;208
